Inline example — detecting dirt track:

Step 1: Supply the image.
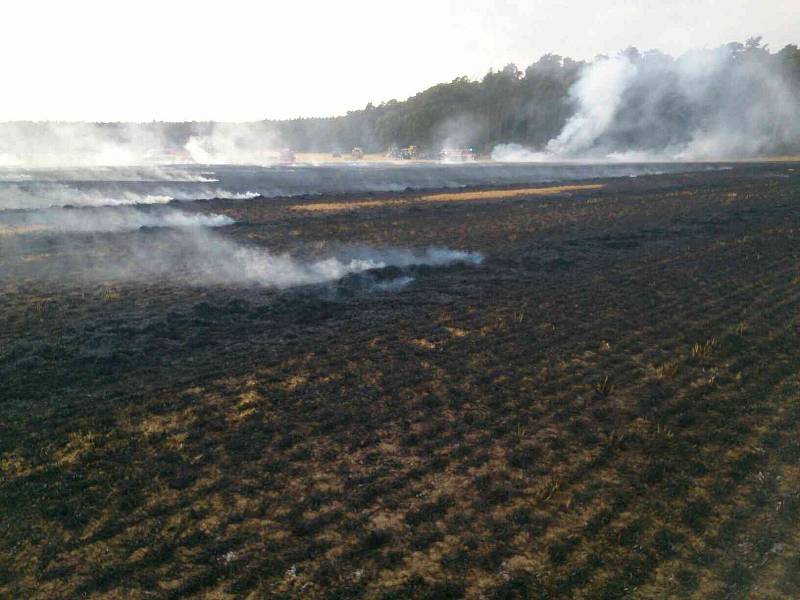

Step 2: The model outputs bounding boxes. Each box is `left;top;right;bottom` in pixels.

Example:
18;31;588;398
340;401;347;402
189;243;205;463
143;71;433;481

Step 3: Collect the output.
2;163;800;598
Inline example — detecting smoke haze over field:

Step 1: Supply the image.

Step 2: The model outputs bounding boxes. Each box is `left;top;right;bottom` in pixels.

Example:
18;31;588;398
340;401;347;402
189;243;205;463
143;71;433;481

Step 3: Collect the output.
538;42;800;160
0;123;170;167
0;184;173;210
0;122;291;168
0;161;487;289
1;222;483;289
0;166;220;183
184;123;286;165
0;39;798;165
0;207;234;234
0;182;259;211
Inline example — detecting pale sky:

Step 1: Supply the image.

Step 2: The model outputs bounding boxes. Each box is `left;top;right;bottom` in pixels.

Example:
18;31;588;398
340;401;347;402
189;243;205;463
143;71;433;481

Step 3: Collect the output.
3;0;798;122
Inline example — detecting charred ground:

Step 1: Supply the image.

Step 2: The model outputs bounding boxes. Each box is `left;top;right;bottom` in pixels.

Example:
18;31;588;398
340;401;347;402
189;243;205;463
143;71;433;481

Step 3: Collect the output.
2;164;800;598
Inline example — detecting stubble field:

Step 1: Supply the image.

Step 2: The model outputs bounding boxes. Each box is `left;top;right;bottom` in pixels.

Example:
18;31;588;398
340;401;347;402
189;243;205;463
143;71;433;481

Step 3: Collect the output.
2;164;800;598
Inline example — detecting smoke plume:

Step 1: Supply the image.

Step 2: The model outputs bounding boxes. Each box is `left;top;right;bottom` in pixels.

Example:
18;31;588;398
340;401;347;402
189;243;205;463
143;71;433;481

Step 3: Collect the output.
494;41;800;161
185;122;285;165
546;56;637;156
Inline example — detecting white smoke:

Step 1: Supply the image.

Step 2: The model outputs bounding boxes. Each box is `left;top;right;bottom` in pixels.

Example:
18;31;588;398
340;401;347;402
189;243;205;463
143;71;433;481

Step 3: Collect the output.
372;276;415;291
0;183;259;211
185;122;285;165
0;207;234;234
0;121;288;168
491;144;551;162
434;114;485;159
185;189;259;201
491;143;668;163
0;185;173;210
546;56;637;156
0;123;173;167
3;224;483;289
0;166;218;183
492;42;800;161
185;243;483;288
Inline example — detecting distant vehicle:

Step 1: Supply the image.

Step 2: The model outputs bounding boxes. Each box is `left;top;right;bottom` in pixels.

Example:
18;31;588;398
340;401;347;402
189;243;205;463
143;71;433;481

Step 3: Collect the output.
385;146;401;159
351;147;364;160
386;145;418;160
441;148;476;162
277;148;296;164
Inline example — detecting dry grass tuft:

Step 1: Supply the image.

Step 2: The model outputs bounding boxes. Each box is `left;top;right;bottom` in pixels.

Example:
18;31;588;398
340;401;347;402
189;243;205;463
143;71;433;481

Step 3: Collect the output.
291;184;604;212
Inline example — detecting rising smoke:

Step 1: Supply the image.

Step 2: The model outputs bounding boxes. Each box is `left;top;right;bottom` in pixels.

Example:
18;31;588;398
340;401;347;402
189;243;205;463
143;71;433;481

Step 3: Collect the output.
184;122;285;164
434;114;487;156
3;41;798;167
494;41;800;161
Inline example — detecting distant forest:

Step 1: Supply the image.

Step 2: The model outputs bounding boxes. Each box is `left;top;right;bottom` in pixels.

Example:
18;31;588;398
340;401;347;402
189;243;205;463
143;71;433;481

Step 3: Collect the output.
2;39;799;158
269;54;583;153
271;38;800;154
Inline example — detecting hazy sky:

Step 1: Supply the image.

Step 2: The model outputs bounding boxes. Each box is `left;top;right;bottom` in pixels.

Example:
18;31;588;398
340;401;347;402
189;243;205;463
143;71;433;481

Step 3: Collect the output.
4;0;798;122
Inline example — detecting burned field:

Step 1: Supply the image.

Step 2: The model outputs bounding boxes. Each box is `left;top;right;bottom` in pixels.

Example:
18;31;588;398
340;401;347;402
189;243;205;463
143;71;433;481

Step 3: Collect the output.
2;164;800;598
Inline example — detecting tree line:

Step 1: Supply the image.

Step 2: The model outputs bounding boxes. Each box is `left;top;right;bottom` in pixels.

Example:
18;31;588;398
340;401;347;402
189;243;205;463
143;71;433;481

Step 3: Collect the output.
2;39;798;158
267;39;800;155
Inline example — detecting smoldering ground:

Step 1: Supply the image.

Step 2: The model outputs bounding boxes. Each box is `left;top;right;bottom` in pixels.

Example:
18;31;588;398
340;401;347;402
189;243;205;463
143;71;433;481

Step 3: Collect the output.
0;182;259;210
0;167;220;183
0;206;234;234
0;221;483;290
